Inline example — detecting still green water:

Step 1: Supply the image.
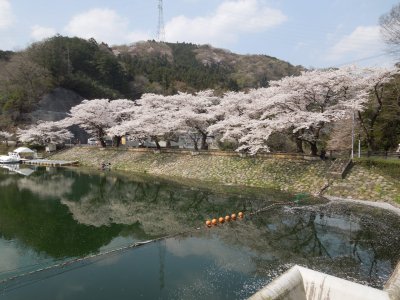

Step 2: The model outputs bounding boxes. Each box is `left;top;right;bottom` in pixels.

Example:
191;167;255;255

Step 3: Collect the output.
0;166;399;299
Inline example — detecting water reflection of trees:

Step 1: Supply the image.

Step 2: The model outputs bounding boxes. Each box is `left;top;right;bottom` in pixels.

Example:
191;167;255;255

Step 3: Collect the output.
0;170;151;258
57;169;287;237
0;168;286;258
0;184;129;258
62;176;265;236
214;205;400;288
0;169;74;199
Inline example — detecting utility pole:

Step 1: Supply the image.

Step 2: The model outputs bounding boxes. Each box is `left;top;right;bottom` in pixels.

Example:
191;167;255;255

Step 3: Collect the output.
351;109;354;159
157;0;166;42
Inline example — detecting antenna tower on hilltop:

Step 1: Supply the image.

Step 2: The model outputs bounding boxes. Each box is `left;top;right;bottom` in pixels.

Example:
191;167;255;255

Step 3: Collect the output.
157;0;166;42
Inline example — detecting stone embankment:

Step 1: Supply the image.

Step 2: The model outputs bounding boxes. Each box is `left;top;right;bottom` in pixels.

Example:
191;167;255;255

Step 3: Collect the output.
51;147;400;207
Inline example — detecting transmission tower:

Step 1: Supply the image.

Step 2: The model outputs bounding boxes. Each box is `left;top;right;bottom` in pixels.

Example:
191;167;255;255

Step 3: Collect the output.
157;0;166;42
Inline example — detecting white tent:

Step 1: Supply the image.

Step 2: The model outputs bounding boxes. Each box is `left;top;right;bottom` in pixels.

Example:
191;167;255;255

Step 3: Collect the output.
13;147;35;154
12;147;37;159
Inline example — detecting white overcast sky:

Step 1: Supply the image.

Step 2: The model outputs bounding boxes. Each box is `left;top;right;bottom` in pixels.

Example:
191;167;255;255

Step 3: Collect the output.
0;0;398;68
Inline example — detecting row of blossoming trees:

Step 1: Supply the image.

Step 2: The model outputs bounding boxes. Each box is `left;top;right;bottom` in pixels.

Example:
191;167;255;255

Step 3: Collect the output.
15;66;398;155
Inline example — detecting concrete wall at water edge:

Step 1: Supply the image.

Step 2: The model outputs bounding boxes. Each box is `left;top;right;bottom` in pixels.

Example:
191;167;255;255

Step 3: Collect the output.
249;265;391;300
385;262;400;300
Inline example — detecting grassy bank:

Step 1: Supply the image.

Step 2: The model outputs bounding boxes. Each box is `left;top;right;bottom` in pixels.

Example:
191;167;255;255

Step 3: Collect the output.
354;157;400;180
51;147;400;206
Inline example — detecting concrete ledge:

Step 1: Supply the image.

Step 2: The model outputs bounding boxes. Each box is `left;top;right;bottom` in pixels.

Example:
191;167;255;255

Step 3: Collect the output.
249;266;306;300
385;261;400;300
324;196;400;216
249;265;390;300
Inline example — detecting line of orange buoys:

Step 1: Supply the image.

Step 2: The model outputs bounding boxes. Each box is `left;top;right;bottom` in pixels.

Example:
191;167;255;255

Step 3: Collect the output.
205;212;244;228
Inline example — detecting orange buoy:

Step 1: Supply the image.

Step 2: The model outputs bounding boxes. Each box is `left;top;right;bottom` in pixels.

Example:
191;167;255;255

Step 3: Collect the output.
219;217;225;224
238;212;244;218
211;218;218;226
206;220;212;227
231;213;237;220
225;215;231;222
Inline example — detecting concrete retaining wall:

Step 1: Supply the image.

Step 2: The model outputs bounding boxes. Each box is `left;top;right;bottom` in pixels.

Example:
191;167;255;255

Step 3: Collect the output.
385;261;400;300
249;265;391;300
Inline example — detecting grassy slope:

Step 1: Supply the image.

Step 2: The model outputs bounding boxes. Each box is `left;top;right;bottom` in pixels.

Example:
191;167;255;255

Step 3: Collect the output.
51;147;329;194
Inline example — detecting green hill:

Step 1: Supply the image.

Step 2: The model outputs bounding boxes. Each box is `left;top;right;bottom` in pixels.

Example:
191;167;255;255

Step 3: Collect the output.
0;36;302;128
113;41;303;95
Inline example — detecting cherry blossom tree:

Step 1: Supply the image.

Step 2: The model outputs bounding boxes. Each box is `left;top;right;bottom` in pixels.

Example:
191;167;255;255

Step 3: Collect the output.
208;88;279;153
259;67;363;155
210;66;399;155
67;99;135;147
106;108;143;147
17;121;73;145
252;67;397;155
108;91;220;150
67;99;111;147
175;90;221;150
0;131;13;146
208;91;255;151
108;93;184;149
108;99;137;147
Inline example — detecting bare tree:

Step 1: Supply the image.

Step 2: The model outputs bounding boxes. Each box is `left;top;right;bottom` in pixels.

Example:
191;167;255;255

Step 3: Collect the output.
380;3;400;52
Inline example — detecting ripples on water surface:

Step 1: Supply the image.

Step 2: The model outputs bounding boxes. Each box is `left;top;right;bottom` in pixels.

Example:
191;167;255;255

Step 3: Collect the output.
0;166;399;299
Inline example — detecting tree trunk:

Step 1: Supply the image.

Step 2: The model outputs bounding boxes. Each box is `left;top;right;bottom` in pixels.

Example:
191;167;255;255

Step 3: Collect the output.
367;137;374;157
200;132;208;150
99;138;106;147
293;128;304;153
98;128;106;147
295;138;304;153
193;140;198;151
149;136;161;149
166;140;171;148
115;136;122;147
309;142;318;156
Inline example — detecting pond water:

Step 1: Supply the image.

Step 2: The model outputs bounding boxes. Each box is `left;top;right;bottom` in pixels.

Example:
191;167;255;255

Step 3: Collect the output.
0;166;399;299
